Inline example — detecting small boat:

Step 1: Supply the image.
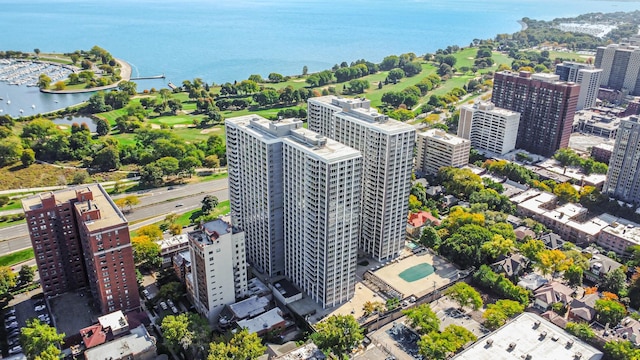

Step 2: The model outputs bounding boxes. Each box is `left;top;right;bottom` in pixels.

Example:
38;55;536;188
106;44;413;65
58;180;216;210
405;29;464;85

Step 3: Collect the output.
31;104;35;109
54;100;59;103
19;109;24;114
6;100;10;105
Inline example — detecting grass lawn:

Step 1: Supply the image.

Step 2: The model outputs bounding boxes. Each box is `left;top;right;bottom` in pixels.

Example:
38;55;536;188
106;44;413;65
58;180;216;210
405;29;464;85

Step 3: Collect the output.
364;63;437;107
431;75;475;97
148;114;197;126
452;48;480;69
0;218;25;229
221;106;306;119
0;163;87;191
112;132;137;147
0;248;34;267
0;200;23;212
195;172;228;182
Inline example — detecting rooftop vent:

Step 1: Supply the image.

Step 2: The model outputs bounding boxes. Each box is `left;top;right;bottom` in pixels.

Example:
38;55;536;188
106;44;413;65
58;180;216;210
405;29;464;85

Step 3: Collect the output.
575;352;582;359
551;335;560;342
486;339;493;347
539;331;547;340
567;340;574;348
508;342;517;351
533;321;541;329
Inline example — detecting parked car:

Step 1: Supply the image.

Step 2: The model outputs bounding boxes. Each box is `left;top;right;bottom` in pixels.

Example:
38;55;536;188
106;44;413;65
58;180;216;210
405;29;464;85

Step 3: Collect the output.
37;314;50;321
159;302;168;310
7;329;20;337
175;203;184;207
5;315;16;322
167;299;175;307
5;308;16;316
171;306;179;314
142;289;151;298
34;305;46;312
6;321;18;328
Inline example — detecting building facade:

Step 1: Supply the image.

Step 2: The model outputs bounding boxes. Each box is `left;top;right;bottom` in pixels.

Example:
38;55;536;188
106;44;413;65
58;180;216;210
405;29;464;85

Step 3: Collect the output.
282;128;362;308
458;101;520;155
491;71;580;157
604;115;640;204
595;42;640;96
186;218;247;322
225;114;363;308
22;185;140;314
555;61;602;110
307;96;415;261
416;129;470;175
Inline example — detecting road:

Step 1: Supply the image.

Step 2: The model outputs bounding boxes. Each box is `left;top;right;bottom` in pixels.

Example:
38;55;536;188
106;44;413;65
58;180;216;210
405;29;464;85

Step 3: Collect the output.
0;178;229;255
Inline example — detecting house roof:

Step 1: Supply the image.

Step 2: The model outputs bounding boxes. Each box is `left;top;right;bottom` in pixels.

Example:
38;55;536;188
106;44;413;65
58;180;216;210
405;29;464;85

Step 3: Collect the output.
408;211;441;228
540;233;564;250
517;273;548;291
534;282;574;305
540;310;568;328
616;317;640;345
514;226;536;241
492;254;528;277
569;293;599;322
79;324;107;349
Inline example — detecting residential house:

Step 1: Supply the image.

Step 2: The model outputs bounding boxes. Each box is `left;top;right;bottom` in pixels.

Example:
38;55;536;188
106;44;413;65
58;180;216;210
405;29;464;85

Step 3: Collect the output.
83;325;156;360
514;226;536;241
582;249;623;283
407;211;441;238
569;293;599;323
615;317;640;345
534;282;575;310
540;233;565;250
491;254;529;278
518;273;548;291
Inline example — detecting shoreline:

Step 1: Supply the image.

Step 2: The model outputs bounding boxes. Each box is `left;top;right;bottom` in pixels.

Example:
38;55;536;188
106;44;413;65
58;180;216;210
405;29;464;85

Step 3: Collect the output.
40;58;132;94
518;20;529;32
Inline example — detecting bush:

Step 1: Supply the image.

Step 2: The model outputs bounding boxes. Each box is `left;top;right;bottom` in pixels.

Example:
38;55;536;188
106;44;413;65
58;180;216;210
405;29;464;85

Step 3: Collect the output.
473;265;531;305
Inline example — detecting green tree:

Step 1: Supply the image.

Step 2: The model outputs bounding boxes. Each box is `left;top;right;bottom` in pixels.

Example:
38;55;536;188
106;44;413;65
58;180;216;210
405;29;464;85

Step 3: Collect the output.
604;340;640;360
419;226;442;249
482;300;524;330
201;195;219;215
311;315;364;356
162;314;193;351
20;319;65;360
564;264;584;287
95;118;110;136
444;282;483;310
155;157;180;177
158;281;184;303
131;235;162;268
18;265;35;285
553;182;580;203
137;224;162;241
0;136;24;166
92;146;120;171
519;239;545;262
0;266;17;296
37;74;51;89
565;322;595;341
208;328;266;360
418;325;477;360
403;304;440;334
599;267;627;296
595;299;627;326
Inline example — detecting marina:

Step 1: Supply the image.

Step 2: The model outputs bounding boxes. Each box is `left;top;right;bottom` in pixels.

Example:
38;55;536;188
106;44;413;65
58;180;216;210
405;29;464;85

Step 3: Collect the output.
0;59;74;87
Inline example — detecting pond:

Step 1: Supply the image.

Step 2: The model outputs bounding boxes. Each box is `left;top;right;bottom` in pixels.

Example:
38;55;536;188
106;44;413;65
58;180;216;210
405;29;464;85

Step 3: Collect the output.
51;115;98;132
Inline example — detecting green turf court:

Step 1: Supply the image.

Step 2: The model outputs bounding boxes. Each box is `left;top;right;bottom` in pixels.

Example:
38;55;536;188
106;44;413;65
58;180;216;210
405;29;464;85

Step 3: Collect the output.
399;263;435;282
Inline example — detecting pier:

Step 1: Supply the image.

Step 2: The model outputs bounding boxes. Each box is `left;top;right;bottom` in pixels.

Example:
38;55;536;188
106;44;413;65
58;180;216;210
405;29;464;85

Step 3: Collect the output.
130;74;166;80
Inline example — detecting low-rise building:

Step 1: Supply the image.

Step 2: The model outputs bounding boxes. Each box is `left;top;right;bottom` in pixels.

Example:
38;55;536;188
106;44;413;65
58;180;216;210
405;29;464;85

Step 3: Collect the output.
237;308;286;336
218;295;271;329
598;220;640;256
172;250;191;283
83;325;156;360
416;129;470;175
491;254;528;278
271;279;302;305
583;248;623;283
406;211;441;237
513;189;614;246
591;143;615;164
452;313;603;360
533;282;575;310
569;293;599;323
158;234;188;267
573;110;621;139
267;342;325;360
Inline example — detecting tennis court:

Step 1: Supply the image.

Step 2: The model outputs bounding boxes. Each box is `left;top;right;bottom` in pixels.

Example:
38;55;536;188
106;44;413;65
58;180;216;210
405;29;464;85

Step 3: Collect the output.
399;263;435;282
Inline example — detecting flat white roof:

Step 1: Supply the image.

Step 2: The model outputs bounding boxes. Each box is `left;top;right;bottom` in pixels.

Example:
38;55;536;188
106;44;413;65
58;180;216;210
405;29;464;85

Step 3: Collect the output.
453;313;602;360
84;325;155;360
284;128;362;162
97;310;128;332
419;129;470;146
229;295;270;319
237;308;284;334
602;219;640;245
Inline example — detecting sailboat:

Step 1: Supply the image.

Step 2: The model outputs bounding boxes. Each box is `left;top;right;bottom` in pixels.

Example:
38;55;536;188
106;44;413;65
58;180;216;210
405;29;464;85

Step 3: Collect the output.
31;104;36;109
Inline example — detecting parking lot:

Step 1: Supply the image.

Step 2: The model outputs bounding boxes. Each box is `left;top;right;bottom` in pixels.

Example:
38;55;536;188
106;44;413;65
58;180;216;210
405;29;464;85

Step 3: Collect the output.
49;290;100;336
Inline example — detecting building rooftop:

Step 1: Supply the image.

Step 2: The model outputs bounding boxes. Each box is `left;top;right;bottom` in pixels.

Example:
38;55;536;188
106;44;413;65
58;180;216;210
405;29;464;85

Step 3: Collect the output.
284;128;362;162
228;295;271;320
189;218;235;246
236;308;285;334
83;325;156;360
337;106;416;134
79;324;107;349
452;313;603;360
158;234;188;251
419;129;470;146
226;115;303;143
22;184;127;232
272;342;326;360
462;101;520;117
98;310;128;334
601;220;640;246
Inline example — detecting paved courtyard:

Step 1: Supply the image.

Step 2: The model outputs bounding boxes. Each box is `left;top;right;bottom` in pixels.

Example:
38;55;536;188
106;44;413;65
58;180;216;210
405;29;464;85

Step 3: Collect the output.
49;290;100;336
373;252;458;298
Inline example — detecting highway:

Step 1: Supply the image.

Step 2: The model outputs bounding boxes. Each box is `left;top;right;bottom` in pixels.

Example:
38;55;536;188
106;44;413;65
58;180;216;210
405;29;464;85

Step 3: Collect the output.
0;178;229;255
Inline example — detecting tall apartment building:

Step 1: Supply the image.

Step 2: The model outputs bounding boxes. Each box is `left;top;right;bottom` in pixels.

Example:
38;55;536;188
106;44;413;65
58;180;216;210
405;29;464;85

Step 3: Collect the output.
225;115;363;308
555;61;602;110
458;101;520;155
22;185;140;314
416;129;471;175
282;128;362;308
603;115;640;204
595;42;640;96
186;218;247;322
491;71;580;157
307;96;415;261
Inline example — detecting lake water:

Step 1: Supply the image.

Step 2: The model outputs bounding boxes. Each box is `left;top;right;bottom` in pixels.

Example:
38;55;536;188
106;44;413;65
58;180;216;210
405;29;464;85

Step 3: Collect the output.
51;115;98;132
1;0;639;117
